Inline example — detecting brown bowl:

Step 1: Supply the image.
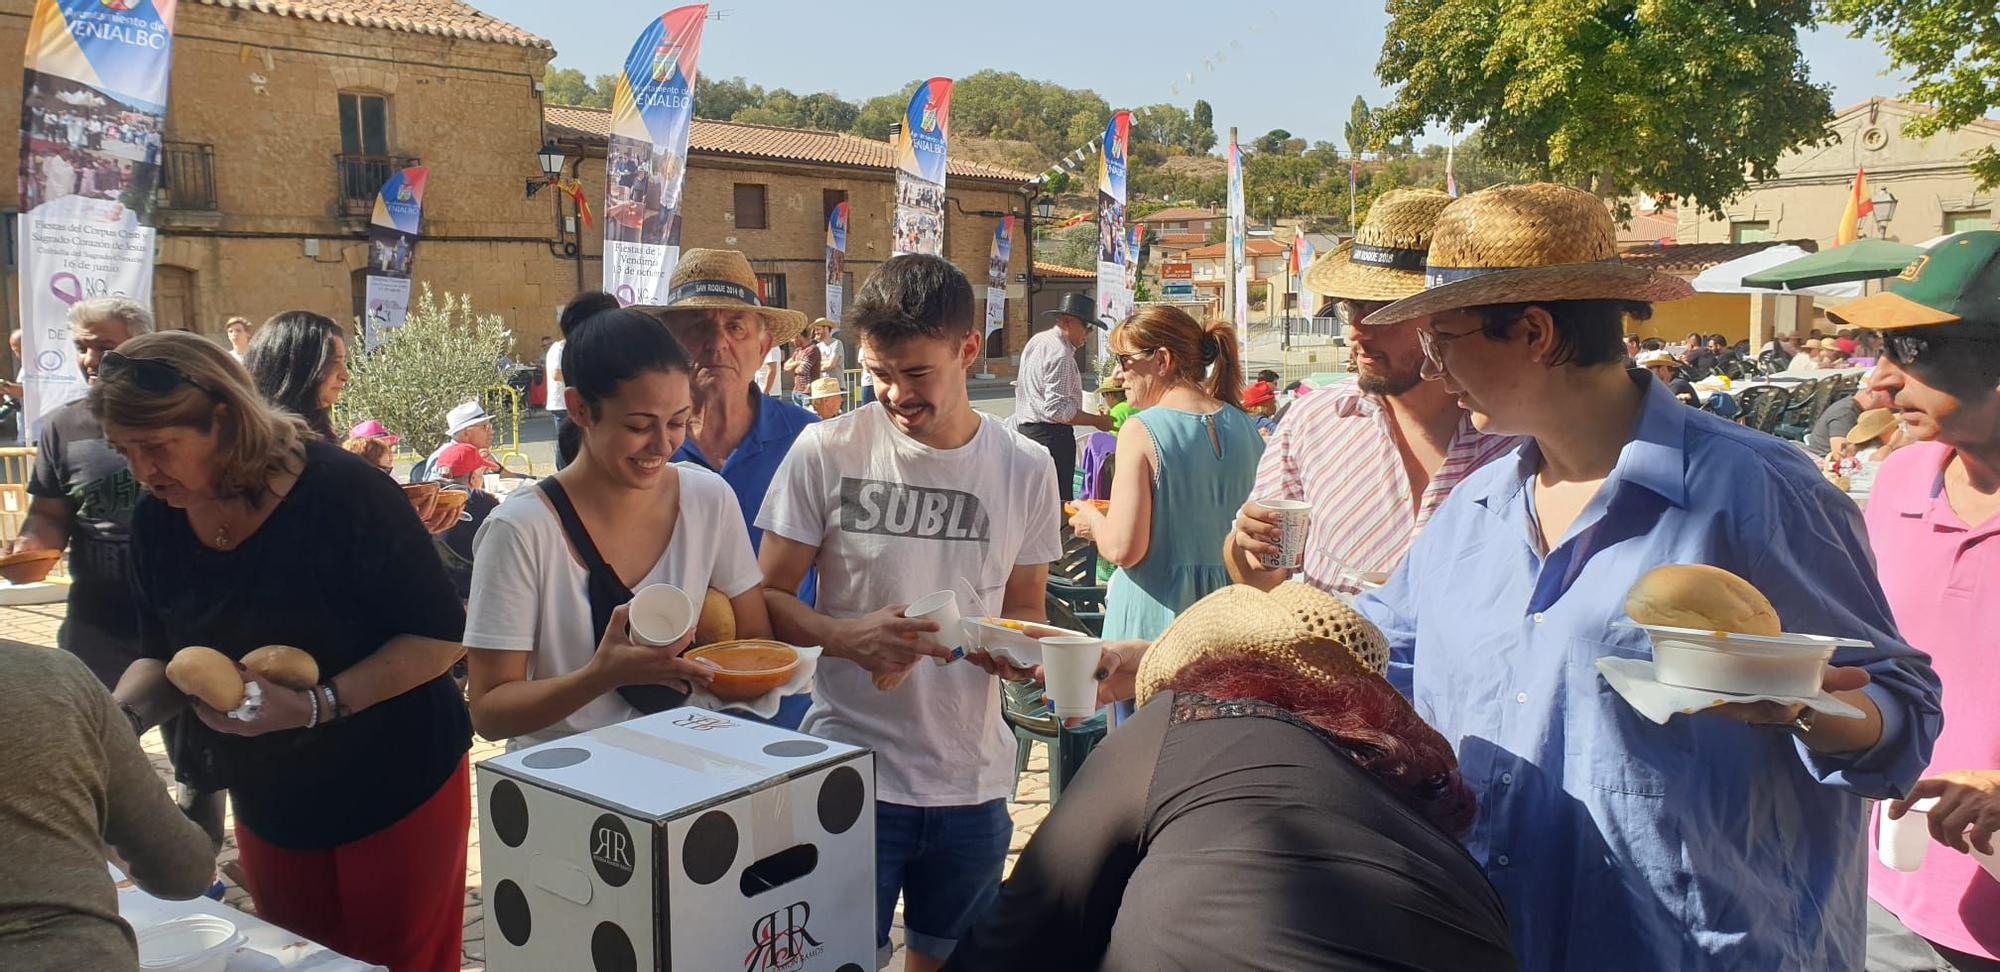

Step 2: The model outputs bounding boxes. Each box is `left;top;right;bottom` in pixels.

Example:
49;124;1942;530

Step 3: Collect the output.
431;489;470;518
684;640;801;702
402;482;440;518
0;548;61;585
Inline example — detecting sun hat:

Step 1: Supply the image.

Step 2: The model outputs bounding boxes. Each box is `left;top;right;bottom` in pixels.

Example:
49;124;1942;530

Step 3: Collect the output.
433;442;496;479
445;400;494;437
811;317;838;331
1096;376;1124;397
1848;408;1898;447
808;375;843;401
346;419;398;445
1041;292;1109;329
1828;230;2000;333
1303;188;1452;303
1135;583;1393;708
1363;183;1696;326
1634;349;1684;370
1241;379;1277;409
631;248;808;344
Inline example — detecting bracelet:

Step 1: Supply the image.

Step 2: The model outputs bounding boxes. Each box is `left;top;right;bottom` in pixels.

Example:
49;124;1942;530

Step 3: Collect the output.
321;683;347;721
304;688;321;729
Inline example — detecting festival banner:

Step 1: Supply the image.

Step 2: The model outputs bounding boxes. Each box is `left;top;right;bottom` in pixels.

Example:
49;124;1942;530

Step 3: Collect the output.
1227;137;1248;344
16;0;177;434
1095;110;1131;346
361;166;427;350
603;4;706;305
983;215;1013;357
1123;221;1141;314
824;199;848;324
892;77;951;257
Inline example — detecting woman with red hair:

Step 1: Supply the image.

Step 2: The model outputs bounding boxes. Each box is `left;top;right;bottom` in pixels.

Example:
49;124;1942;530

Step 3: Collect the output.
948;584;1514;970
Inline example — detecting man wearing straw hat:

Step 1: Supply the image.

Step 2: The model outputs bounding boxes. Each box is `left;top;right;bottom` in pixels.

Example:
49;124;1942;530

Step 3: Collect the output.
1326;182;1943;969
1225;189;1519;595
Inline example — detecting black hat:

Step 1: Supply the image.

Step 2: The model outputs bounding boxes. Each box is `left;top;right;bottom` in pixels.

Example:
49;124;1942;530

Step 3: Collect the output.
1041;292;1108;329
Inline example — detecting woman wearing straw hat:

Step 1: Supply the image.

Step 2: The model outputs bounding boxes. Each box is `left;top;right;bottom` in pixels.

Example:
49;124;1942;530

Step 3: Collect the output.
1327;182;1941;970
949;584;1515;971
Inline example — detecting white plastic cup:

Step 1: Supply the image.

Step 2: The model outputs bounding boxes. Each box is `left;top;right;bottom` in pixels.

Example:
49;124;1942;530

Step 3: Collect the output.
906;590;964;665
1256;500;1311;570
1041;636;1102;720
136;914;242;972
627;584;694;647
1878;797;1940;872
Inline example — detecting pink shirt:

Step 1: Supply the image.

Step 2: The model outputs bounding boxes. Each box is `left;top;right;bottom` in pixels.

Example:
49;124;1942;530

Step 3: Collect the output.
1864;442;2000;960
1252;379;1519;594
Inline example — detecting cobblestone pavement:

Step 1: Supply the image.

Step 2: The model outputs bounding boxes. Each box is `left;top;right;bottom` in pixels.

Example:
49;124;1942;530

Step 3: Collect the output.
2;601;1054;971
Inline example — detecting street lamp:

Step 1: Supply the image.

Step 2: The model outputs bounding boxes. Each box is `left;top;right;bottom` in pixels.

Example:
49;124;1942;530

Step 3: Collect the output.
1035;197;1054;219
1871;187;1898;238
537;141;567;181
532;141;577;259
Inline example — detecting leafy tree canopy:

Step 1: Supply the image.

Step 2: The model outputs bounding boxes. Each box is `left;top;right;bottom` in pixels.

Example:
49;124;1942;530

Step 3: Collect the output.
1825;0;2000;187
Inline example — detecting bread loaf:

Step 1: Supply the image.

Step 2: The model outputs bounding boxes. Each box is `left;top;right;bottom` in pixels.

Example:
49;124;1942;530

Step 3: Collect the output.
1624;564;1782;636
242;645;320;690
695;588;736;646
165;646;247;711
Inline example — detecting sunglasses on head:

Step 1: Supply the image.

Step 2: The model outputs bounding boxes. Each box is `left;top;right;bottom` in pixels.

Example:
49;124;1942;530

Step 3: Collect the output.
99;350;222;399
1877;329;2000;367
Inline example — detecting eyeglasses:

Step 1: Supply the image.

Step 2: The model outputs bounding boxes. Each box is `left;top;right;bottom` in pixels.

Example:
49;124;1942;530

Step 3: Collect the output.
1417;325;1484;369
99;351;222;399
1112;349;1157;371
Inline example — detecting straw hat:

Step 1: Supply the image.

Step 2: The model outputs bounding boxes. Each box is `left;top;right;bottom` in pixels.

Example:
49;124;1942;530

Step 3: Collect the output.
632;248;807;344
808;375;843;400
1363;183;1695;325
1135;583;1392;707
1634;349;1684;370
1303;188;1452;302
1848;408;1898;446
811;317;838;333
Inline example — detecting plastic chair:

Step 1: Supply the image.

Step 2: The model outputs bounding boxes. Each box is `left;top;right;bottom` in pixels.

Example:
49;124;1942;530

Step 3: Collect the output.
1002;679;1104;805
1775;378;1823;441
1046;581;1106;638
1735;385;1789;435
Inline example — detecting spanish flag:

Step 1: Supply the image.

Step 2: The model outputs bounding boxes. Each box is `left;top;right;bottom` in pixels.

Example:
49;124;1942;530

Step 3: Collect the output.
1837;168;1874;245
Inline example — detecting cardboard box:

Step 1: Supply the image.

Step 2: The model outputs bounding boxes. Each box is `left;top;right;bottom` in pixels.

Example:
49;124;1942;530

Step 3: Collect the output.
477;708;875;972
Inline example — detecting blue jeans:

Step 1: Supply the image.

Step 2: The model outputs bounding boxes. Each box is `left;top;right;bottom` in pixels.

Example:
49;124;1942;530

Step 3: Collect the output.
874;799;1011;964
861;385;875;405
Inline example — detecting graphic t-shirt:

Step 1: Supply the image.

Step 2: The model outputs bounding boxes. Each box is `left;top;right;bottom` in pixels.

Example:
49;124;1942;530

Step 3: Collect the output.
28;400;144;686
758;404;1062;805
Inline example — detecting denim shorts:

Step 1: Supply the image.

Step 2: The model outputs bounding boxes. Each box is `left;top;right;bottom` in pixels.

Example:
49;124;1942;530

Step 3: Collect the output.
874;799;1011;966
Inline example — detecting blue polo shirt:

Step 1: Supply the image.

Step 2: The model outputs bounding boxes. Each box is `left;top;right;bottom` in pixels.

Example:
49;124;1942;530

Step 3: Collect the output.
673;386;818;594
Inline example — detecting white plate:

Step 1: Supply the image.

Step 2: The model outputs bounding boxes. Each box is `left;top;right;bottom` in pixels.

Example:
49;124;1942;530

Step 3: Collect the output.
1597;656;1865;726
960;617;1088;668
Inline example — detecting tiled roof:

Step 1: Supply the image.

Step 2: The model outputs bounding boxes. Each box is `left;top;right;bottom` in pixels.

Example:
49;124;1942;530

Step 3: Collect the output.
194;0;550;47
1617;209;1680;246
1033;261;1096;279
1152;233;1207;248
1618;238;1819;274
1183;237;1288;259
545;106;1034;184
1136;206;1221;223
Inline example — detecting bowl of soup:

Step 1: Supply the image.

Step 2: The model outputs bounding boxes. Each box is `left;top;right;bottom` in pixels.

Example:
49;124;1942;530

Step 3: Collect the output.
684;640;801;702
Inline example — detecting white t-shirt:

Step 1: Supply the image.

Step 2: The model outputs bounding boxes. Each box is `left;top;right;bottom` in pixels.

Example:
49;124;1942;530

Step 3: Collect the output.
815;338;845;385
757;404;1062;805
545;340;567;413
464;465;762;750
754;345;785;395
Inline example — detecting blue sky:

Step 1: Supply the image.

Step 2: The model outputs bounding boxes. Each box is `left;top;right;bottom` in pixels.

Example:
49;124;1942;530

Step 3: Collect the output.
480;0;1907;150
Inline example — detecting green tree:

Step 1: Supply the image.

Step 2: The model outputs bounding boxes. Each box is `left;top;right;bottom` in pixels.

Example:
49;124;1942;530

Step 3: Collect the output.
695;76;769;120
1254;128;1295;155
1345;96;1373;157
851;90;908;140
544;66;611;108
1824;0;2000;186
1374;0;1833;215
339;287;514;456
1193;99;1215;150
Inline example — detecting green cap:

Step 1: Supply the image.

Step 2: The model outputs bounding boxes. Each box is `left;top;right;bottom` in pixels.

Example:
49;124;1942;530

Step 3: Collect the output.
1828;230;2000;331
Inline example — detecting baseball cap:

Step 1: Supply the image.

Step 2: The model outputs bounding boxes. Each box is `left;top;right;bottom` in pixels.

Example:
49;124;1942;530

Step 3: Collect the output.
1242;380;1276;409
346;419;399;445
1828;230;2000;332
433;442;497;480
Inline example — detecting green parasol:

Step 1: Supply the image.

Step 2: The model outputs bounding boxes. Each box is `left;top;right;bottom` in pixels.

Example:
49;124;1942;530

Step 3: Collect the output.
1740;238;1925;290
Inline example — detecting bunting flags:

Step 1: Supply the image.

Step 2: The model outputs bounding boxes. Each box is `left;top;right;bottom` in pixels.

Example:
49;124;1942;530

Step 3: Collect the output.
1837;167;1873;246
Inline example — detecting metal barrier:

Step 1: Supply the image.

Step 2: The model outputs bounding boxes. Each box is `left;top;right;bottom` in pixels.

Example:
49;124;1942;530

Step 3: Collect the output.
483;383;534;476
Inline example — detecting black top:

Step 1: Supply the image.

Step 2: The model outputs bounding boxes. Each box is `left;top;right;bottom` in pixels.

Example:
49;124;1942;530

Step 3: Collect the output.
1806;395;1862;456
948;691;1516;972
131;440;470;850
28;400;144;687
438;488;501;601
1666;378;1701;407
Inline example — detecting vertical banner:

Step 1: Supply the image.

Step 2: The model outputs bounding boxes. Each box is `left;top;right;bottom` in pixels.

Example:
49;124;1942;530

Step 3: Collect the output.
1094;109;1131;352
1227;136;1248;345
1123;222;1141;312
983;214;1013;358
825;200;848;323
361;166;427;350
17;0;177;433
892;77;951;257
603;4;706;306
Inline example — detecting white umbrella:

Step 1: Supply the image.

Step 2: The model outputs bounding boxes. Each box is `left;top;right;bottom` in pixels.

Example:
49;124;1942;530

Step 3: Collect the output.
1691;245;1863;299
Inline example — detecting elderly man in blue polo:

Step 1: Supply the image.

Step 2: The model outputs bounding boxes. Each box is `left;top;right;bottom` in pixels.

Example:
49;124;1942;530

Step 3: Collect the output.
1346;183;1943;969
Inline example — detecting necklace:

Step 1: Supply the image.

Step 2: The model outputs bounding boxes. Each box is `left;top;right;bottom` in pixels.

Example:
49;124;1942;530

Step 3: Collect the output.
213;519;232;549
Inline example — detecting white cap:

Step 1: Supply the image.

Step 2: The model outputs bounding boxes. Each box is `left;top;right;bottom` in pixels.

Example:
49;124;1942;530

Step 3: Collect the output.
445;400;494;437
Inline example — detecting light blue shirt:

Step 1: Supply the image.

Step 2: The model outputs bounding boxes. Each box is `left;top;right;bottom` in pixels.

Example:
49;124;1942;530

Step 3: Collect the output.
1356;374;1942;971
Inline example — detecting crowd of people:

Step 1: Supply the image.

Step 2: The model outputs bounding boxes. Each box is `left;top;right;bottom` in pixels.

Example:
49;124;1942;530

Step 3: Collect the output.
0;181;1995;972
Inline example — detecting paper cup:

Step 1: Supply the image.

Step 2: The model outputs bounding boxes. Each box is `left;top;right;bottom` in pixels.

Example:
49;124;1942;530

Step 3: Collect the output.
1878;797;1940;873
1041;636;1101;720
1256;500;1311;570
627;584;694;647
906;590;964;665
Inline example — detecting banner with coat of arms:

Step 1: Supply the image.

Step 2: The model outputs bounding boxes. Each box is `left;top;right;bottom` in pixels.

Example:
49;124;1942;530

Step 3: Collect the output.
603;4;706;305
361;166;427;350
891;77;951;257
1094;110;1131;357
984;215;1013;357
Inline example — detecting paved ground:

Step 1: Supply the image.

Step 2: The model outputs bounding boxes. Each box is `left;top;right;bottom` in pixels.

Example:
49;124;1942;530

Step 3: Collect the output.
0;600;1055;971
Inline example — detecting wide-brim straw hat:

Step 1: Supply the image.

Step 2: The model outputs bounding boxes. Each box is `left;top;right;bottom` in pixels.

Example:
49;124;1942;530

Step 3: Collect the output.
632;248;807;344
1135;583;1393;708
808;375;843;400
1364;183;1695;326
1634;349;1684;370
1304;188;1453;303
1849;408;1898;446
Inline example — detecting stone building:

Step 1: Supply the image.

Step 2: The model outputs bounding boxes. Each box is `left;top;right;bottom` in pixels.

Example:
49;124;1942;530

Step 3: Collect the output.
0;0;1038;368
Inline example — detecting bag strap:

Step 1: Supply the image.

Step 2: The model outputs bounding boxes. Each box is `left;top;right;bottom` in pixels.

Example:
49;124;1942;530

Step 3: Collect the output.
539;479;686;713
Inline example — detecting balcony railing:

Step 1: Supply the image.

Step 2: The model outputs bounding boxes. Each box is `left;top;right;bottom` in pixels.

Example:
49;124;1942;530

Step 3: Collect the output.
158;140;215;211
335;153;419;218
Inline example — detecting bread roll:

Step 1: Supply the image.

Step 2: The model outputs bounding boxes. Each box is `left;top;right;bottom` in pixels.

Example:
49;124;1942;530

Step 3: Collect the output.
242;645;320;690
695;588;736;646
1624;564;1782;636
871;667;914;691
165;646;247;711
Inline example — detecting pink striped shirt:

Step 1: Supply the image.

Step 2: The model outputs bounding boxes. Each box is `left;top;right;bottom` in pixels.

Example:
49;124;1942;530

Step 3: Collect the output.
1253;379;1520;594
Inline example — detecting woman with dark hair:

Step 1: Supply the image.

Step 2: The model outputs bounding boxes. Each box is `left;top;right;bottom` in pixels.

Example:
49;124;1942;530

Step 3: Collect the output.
463;307;771;748
244;311;348;439
91;332;472;971
551;291;621;471
948;584;1515;970
1068;305;1261;719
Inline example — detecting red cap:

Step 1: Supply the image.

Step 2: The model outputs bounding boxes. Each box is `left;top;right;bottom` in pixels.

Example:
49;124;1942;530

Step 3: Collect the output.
1834;336;1858;355
1242;380;1276;409
435;443;497;479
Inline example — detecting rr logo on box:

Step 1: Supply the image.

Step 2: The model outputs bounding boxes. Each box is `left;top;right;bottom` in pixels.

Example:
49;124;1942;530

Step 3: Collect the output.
744;901;823;972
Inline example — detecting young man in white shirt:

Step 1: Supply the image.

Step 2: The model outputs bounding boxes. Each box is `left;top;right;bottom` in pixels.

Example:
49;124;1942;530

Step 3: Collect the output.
758;254;1061;972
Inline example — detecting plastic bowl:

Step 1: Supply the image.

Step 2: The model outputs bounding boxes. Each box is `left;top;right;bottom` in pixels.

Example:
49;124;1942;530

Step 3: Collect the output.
685;640;800;702
0;548;60;585
136;914;242;972
401;482;440;518
1613;621;1862;697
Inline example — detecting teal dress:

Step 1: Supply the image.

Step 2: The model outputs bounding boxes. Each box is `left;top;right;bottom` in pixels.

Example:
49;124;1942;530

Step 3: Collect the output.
1103;405;1265;647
